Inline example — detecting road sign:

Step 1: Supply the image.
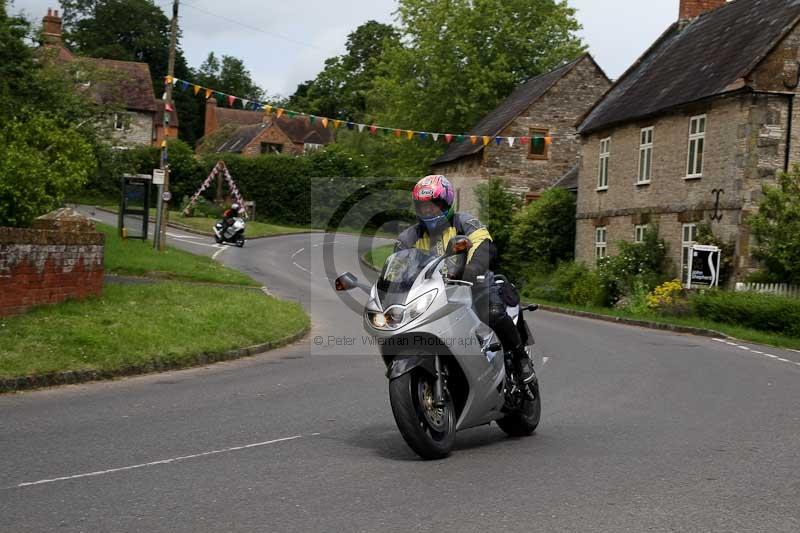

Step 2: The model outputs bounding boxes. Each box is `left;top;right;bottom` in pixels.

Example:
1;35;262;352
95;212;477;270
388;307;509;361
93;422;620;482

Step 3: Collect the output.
161;191;172;202
687;244;721;289
152;168;165;185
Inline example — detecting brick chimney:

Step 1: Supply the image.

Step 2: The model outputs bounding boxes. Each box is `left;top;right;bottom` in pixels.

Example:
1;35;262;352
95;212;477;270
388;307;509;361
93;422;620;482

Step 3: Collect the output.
679;0;727;20
204;97;218;137
42;8;63;45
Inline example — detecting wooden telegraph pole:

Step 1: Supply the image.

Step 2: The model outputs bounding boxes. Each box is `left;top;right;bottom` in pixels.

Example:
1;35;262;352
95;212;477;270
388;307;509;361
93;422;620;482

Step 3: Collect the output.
155;0;179;251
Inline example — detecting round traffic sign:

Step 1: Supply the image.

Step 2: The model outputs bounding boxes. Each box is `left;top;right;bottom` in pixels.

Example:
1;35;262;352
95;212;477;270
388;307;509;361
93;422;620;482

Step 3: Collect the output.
162;191;172;202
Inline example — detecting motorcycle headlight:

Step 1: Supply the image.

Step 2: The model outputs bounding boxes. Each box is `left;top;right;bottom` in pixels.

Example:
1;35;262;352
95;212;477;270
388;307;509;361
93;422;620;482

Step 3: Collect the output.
366;290;438;331
406;289;438;321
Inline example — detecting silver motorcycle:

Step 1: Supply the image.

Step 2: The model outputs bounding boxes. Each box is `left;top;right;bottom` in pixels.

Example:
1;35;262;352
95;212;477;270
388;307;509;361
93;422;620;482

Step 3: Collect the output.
336;236;540;459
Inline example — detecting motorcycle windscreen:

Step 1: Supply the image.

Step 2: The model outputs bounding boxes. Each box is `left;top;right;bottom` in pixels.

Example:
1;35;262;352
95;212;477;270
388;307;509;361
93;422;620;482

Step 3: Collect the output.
376;248;434;309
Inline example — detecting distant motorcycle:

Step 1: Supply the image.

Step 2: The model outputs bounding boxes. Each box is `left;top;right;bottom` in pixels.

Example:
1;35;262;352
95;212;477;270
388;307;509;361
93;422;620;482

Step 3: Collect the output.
214;217;246;247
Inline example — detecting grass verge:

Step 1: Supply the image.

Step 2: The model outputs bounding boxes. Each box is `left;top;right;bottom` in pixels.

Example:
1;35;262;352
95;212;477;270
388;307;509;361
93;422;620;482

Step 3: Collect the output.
530;298;800;351
0;283;309;379
99;223;257;286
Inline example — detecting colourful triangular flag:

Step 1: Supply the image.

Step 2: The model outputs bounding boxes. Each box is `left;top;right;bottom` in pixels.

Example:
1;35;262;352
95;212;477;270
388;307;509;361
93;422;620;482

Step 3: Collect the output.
357;124;365;133
445;134;453;143
205;88;212;99
470;136;478;145
333;120;341;129
287;111;297;118
165;75;173;85
165;103;174;113
347;122;354;130
242;99;249;109
179;80;189;91
161;140;167;148
309;115;316;124
431;133;439;142
321;118;329;128
264;105;273;114
545;136;553;146
370;125;378;135
394;129;401;137
277;108;284;118
456;134;465;143
419;132;428;140
507;137;515;147
227;95;235;107
406;130;414;140
520;137;530;145
193;85;201;95
495;137;502;146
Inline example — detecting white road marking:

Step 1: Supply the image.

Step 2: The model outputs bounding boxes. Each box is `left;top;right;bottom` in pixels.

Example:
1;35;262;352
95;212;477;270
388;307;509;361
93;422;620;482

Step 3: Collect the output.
293;262;311;274
712;338;800;368
291;247;311;274
212;246;226;260
15;435;303;488
291;247;305;259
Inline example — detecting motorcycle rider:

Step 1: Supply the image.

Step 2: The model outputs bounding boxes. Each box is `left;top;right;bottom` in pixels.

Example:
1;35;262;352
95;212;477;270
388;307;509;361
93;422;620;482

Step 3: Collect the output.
222;202;241;232
394;175;536;384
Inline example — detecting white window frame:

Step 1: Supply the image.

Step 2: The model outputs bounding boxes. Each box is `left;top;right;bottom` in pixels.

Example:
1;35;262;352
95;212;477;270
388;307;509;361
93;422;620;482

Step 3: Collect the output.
634;224;647;243
595;226;608;261
303;142;323;154
597;137;610;191
681;223;698;283
637;127;653;184
686;115;706;178
113;113;130;132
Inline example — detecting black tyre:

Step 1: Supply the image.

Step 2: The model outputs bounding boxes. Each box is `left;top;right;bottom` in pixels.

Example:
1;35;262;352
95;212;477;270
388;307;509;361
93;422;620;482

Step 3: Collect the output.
235;235;245;247
214;235;222;244
496;380;541;437
389;369;455;459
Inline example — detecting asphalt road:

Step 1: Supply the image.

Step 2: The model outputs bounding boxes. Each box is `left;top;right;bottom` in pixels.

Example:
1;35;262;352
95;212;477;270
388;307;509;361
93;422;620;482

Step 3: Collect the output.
1;208;799;532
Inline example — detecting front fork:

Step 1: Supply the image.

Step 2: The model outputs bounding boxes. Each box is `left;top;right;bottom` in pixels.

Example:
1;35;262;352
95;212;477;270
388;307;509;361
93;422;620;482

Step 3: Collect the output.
433;355;446;408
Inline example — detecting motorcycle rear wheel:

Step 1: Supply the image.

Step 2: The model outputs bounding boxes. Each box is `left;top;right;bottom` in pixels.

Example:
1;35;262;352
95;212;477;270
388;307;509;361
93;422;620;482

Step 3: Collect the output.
496;380;541;437
389;368;455;460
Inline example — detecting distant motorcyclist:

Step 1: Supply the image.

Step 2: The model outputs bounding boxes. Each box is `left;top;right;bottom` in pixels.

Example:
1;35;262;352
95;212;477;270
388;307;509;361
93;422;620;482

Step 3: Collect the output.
394;175;536;384
222;202;241;229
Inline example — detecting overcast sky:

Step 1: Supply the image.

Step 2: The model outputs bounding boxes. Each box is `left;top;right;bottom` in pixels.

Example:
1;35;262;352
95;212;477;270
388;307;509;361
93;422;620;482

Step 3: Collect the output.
13;0;679;97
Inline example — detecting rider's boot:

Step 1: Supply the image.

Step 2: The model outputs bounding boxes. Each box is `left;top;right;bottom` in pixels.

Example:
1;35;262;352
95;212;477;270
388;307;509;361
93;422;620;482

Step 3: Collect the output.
511;346;537;384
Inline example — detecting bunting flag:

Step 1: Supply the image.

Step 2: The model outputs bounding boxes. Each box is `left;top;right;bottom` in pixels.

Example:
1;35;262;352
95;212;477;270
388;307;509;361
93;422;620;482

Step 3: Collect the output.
165;103;174;113
182;161;246;218
168;76;557;149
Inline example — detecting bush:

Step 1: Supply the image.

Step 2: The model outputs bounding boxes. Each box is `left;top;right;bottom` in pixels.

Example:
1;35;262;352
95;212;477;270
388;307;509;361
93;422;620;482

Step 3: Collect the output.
647;279;690;316
597;226;670;305
749;165;800;285
507;188;576;275
691;290;800;337
0;114;95;227
475;179;522;262
522;262;604;307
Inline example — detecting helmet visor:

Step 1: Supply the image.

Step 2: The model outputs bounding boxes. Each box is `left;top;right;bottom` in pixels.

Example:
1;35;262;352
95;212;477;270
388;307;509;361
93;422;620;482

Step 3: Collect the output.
414;200;446;221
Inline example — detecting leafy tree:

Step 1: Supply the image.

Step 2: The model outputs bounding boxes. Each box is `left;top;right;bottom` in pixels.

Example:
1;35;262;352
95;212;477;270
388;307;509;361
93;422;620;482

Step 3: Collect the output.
749;166;800;285
288;21;400;122
507;187;576;275
196;52;264;103
474;179;522;261
0;115;95;227
369;0;585;133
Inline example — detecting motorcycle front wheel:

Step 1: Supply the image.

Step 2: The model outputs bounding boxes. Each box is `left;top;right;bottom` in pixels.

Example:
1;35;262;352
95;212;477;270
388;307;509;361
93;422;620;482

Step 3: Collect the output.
389;368;455;460
235;235;245;247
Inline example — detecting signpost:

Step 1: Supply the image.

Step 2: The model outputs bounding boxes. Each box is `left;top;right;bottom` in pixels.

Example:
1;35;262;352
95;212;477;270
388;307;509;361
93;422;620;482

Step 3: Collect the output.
687;244;722;289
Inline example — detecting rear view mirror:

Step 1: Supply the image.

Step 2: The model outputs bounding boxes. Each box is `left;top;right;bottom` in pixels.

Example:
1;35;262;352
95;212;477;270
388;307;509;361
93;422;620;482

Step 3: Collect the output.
335;272;359;291
446;236;472;256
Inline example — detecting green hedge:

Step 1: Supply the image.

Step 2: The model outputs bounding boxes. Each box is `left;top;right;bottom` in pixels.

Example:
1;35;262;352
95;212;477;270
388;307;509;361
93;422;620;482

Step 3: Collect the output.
691;290;800;337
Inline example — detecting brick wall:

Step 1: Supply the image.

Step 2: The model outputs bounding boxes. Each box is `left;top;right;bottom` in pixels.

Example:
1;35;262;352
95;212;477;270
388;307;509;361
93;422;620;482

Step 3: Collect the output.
0;209;104;317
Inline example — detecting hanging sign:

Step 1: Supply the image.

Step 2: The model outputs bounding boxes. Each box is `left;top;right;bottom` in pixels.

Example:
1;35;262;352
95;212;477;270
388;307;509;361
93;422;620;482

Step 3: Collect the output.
152;169;166;185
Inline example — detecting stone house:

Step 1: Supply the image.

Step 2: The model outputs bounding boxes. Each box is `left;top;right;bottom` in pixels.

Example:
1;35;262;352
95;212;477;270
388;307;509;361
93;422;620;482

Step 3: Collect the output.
197;98;333;156
40;9;172;148
431;53;611;212
575;0;800;284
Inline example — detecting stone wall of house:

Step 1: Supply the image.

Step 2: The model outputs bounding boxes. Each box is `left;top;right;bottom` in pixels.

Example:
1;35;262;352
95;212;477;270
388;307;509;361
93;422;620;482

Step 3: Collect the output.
575;92;793;281
111;111;155;147
442;55;610;213
241;124;299;157
0;209;104;317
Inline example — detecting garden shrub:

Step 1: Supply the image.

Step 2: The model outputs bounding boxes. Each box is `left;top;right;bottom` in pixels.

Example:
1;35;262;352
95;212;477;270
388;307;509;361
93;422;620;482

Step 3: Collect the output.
597;226;670;305
691;290;800;336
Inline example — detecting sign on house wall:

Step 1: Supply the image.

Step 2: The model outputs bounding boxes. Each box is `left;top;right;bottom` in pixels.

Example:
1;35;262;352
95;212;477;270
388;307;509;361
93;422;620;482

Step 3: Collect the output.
687;244;721;289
